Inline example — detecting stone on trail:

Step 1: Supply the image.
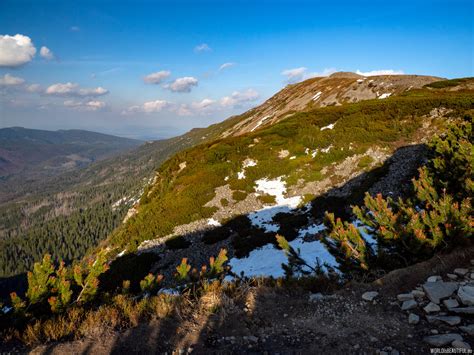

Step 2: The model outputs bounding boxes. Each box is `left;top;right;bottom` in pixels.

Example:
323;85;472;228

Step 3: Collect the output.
443;298;459;309
401;299;417;311
454;268;469;276
450;307;474;315
452;340;471;350
427;276;442;282
424;302;441;314
408;313;419;325
362;291;378;301
459;324;474;335
411;290;425;298
422;281;458;304
423;333;463;347
397;293;414;302
426;315;461;326
458;285;474;306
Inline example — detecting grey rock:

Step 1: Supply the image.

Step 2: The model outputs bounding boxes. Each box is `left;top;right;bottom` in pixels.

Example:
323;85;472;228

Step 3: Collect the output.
459;324;474;335
427;275;442;282
408;313;420;324
423;333;463;346
247;335;258;343
422;281;458;304
426;315;462;326
424;302;441;313
454;268;469;276
362;291;379;301
458;285;474;306
411;290;425;298
309;293;324;302
447;273;458;280
401;299;418;311
450;307;474;314
397;293;414;301
443;298;460;309
452;340;471;350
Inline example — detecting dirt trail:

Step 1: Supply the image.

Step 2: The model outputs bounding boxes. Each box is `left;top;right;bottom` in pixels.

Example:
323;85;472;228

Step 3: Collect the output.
22;247;474;354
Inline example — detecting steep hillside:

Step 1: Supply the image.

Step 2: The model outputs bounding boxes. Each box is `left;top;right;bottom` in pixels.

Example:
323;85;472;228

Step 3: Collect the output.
220;72;442;137
0;127;142;180
0;111;260;278
107;80;473;284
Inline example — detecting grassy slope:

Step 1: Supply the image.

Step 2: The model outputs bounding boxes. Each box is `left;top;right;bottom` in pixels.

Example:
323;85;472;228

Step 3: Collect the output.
110;88;474;250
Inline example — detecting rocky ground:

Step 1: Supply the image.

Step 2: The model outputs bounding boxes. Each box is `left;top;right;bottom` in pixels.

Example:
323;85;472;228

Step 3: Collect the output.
17;246;472;354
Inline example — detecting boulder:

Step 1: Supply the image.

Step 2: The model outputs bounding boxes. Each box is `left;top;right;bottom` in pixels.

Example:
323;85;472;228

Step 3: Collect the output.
362;291;379;302
401;300;418;311
427;276;442;282
423;334;463;347
422;282;458;304
309;293;324;302
426;315;461;326
458;285;474;306
411;290;425;298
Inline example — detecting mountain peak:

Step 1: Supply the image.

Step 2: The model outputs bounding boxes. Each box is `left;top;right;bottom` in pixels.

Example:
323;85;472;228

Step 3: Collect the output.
328;71;363;78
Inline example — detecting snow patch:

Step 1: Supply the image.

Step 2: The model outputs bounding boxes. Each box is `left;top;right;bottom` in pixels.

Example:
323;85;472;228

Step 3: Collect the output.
237;158;258;180
228;224;337;278
312;91;322;101
207;218;221;227
289;156;296;160
320;122;336;131
321;145;333;153
251;115;272;132
378;93;392;99
248;177;302;232
117;249;127;257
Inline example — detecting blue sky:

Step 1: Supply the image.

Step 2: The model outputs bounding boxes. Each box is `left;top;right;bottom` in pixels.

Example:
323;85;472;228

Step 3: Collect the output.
0;0;472;139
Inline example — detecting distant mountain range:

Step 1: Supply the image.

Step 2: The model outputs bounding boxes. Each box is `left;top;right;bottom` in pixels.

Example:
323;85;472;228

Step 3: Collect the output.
0;127;143;180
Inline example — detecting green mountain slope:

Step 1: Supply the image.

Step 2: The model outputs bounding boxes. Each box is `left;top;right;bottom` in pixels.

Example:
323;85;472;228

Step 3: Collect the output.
109;84;474;262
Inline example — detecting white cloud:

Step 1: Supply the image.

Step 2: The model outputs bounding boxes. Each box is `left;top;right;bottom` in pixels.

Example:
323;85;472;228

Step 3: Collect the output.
220;89;260;108
281;67;308;83
176;98;217;116
39;46;54;60
219;62;236;71
164;76;198;93
0;73;25;86
143;70;171;84
0;34;37;67
194;43;211;52
123;100;171;114
355;69;404;76
306;68;338;78
26;83;43;93
45;82;109;97
64;100;106;111
70;26;80;32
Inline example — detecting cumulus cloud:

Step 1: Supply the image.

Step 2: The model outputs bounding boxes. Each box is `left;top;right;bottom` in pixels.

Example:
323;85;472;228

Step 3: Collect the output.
123;100;171;114
143;70;171;84
219;62;236;71
45;82;109;97
164;76;198;93
355;69;404;76
194;43;211;52
64;100;106;111
176;98;216;116
220;89;259;108
0;34;37;67
39;46;54;60
0;73;25;86
26;83;43;93
281;67;308;83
